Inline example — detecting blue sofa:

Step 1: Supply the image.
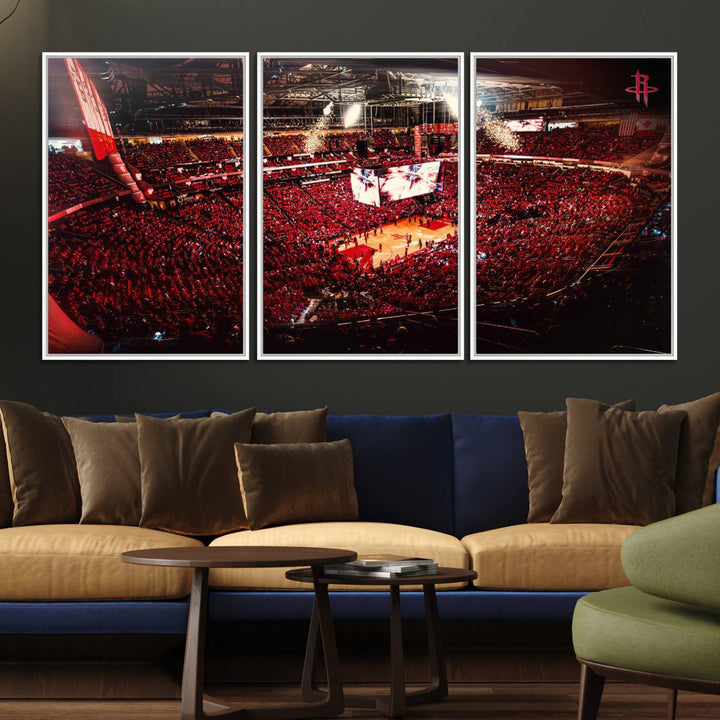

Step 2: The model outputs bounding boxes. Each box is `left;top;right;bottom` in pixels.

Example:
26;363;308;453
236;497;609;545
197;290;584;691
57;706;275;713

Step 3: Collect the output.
0;411;674;636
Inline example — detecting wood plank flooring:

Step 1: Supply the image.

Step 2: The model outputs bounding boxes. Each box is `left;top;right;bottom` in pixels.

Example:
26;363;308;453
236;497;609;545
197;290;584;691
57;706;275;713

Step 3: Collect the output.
1;683;720;719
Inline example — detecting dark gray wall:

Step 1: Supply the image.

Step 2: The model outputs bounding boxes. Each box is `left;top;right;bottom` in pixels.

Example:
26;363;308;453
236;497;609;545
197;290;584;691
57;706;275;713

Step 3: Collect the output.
0;0;716;414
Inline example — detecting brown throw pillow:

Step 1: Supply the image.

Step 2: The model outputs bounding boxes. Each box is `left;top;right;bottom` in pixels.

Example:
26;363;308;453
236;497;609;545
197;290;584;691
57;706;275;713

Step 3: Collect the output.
0;400;81;526
0;429;13;529
519;399;636;522
552;398;686;525
658;393;720;514
212;407;328;444
235;440;358;531
138;409;255;536
62;417;141;525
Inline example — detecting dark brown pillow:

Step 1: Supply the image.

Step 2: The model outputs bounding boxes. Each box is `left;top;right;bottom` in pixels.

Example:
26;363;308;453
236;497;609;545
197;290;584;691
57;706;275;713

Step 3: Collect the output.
0;400;81;525
138;409;255;536
234;440;358;531
658;393;720;514
519;399;636;522
0;429;13;528
62;417;141;525
552;398;686;525
212;407;328;444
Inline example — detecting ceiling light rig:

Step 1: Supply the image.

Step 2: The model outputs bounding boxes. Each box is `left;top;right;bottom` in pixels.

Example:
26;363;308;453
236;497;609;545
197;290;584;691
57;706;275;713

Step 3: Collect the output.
343;102;363;128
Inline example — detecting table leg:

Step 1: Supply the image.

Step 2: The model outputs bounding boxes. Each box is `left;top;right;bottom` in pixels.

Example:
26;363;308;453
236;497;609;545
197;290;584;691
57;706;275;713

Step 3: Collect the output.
405;584;448;705
345;584;448;718
300;597;323;702
181;567;208;720
376;585;407;718
181;566;343;720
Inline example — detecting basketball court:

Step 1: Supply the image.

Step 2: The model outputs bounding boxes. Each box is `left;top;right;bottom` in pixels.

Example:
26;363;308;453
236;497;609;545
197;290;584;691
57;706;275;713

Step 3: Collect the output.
337;217;455;269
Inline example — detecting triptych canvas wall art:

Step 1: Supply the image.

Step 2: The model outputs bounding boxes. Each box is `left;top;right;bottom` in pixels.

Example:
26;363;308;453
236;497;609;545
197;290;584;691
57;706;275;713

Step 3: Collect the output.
42;52;674;360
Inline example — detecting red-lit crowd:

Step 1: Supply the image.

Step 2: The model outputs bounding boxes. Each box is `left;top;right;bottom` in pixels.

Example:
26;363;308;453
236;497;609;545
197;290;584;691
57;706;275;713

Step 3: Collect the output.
475;161;649;306
47;153;123;214
477;124;661;163
263;161;459;325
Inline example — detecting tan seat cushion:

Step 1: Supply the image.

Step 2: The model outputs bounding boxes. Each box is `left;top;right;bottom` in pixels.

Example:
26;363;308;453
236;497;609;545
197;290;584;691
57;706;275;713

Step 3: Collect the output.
209;521;469;591
462;523;639;591
0;525;203;600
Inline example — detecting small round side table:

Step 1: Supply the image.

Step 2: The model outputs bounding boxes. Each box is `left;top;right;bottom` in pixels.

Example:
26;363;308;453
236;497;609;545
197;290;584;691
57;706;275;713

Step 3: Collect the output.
286;565;477;718
122;545;356;720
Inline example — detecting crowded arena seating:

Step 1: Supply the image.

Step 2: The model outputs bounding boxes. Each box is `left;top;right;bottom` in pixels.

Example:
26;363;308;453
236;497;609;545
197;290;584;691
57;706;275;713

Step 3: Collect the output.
124;139;195;169
262;154;459;326
48;183;244;350
47;153;124;214
476;124;662;162
185;137;240;162
475;161;649;307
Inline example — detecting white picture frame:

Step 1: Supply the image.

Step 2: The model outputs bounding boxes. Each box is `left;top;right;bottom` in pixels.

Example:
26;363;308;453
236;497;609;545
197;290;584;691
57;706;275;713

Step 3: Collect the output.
42;52;250;360
470;52;677;361
257;52;465;361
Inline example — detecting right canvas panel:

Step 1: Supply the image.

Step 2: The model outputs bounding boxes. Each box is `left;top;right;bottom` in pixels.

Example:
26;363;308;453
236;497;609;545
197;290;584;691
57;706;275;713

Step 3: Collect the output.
471;54;675;360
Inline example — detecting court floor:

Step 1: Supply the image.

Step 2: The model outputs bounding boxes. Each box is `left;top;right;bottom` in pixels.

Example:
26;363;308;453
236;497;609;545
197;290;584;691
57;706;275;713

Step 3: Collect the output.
337;218;455;268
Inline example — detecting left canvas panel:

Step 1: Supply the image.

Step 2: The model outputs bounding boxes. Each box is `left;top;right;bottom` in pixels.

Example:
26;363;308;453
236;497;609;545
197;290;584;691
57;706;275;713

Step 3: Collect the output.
43;54;249;359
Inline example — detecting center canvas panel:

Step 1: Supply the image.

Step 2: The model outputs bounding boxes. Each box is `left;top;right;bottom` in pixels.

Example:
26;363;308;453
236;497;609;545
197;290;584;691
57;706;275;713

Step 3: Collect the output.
258;54;463;359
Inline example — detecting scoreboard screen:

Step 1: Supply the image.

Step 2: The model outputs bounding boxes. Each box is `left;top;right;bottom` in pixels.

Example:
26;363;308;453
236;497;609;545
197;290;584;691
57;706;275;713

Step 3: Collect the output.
380;161;441;202
350;168;381;206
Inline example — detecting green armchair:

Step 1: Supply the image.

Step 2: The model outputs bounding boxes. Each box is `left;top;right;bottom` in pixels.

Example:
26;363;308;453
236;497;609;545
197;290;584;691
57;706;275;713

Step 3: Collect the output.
572;503;720;720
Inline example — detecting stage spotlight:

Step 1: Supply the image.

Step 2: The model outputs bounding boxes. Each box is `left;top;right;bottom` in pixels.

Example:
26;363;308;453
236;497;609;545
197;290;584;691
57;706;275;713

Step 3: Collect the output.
343;102;363;128
323;101;334;116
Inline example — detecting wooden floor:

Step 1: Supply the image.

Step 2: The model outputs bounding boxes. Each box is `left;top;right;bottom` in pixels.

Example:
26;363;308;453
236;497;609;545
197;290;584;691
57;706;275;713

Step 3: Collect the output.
1;683;720;719
337;218;455;267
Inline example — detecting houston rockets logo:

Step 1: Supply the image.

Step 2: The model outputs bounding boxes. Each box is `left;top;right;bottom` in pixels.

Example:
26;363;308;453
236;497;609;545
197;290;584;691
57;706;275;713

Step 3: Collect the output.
625;70;658;106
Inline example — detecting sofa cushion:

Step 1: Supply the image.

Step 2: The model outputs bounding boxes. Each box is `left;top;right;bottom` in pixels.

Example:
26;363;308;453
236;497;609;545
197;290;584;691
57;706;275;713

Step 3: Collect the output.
213;407;328;444
208;521;469;591
0;400;81;526
327;415;454;534
518;400;636;523
462;523;638;591
235;440;357;530
553;399;685;525
62;417;141;525
658;392;720;514
138;410;255;536
573;586;720;681
0;429;12;528
451;414;529;537
0;525;202;600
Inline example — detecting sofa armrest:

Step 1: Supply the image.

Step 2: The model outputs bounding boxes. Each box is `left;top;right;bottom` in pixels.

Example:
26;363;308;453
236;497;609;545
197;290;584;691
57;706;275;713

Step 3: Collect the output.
621;503;720;611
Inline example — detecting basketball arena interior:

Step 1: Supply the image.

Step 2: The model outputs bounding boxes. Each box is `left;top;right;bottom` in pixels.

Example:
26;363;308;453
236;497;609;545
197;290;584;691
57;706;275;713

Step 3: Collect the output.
473;57;672;356
46;56;246;355
45;55;671;357
260;57;460;356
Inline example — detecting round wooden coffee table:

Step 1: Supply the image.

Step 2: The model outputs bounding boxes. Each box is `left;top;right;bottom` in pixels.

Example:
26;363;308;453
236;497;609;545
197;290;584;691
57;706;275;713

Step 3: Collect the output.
122;546;356;720
286;566;477;718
